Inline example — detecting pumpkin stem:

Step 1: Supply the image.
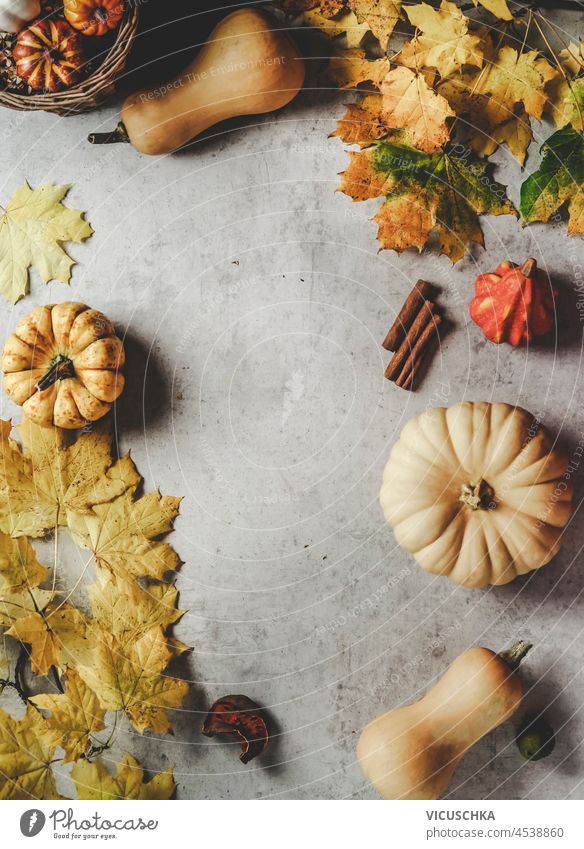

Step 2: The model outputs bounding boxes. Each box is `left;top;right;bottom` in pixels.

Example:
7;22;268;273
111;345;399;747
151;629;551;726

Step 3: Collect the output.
520;257;537;278
459;479;495;510
36;354;75;391
499;640;532;671
87;122;130;146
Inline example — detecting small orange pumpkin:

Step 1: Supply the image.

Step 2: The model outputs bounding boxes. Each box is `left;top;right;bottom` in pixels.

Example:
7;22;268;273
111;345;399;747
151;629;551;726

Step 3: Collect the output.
63;0;125;36
470;258;558;347
1;303;125;430
13;18;85;92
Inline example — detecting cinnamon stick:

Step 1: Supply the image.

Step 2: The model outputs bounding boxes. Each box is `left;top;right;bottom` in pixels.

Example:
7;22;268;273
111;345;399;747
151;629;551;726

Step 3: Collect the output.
384;301;438;381
396;313;442;390
383;279;433;351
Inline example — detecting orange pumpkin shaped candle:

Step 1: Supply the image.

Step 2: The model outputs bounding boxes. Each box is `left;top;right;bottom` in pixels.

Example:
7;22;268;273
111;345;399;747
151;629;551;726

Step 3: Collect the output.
469;258;558;347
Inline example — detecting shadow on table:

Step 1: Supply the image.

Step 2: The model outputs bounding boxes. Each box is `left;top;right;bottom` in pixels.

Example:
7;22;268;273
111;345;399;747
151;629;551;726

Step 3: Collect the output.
113;331;170;434
120;0;246;94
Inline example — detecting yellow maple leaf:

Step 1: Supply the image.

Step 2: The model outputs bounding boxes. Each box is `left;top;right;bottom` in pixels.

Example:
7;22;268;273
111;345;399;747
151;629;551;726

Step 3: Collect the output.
0;182;93;305
546;43;584;132
558;42;584;77
72;753;175;800
304;9;370;47
331;94;390;145
0;534;46;594
68;489;182;582
339;149;393;201
326;49;389;89
0;587;54;630
374;194;433;252
547;73;584;133
472;0;512;20
490;114;533;166
438;75;533;165
6;602;88;676
0;418;139;539
348;0;401;46
87;564;183;638
32;667;105;763
339;137;515;261
0;637;10;677
474;46;558;123
399;0;484;77
380;66;454;153
0;706;61;799
76;625;188;733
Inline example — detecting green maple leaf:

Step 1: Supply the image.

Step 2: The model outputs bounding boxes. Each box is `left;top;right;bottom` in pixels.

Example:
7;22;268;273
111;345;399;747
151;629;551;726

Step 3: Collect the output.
339;136;516;261
520;128;584;235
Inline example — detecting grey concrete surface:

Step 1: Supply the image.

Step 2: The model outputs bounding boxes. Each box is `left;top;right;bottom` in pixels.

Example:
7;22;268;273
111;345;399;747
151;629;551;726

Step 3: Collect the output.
0;8;583;800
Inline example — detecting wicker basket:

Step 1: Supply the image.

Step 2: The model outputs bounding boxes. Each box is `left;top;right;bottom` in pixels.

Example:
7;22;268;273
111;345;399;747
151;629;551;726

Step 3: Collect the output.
0;3;139;116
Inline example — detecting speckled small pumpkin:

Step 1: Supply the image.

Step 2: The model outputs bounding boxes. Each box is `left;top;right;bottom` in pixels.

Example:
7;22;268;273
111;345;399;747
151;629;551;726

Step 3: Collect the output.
1;302;125;429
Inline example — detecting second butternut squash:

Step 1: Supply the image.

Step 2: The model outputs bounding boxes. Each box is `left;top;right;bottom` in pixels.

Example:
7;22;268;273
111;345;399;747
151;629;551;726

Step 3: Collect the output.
357;641;531;800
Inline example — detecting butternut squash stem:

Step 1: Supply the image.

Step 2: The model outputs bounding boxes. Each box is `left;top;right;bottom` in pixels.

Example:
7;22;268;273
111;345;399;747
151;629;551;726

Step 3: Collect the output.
87;122;130;146
499;640;533;671
36;354;75;391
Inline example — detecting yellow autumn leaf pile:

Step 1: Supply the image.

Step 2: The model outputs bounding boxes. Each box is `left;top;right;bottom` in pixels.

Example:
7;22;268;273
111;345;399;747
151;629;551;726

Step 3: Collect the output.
0;417;188;800
322;0;559;163
72;753;175;800
330;0;561;160
33;668;106;764
295;0;402;49
299;0;584;256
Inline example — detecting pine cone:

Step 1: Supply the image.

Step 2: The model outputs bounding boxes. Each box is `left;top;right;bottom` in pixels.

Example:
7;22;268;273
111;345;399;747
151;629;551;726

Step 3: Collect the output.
0;32;31;94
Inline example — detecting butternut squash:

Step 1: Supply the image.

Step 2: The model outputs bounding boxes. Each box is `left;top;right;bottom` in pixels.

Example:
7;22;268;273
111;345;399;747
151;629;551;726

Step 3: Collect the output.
357;641;531;800
88;10;305;155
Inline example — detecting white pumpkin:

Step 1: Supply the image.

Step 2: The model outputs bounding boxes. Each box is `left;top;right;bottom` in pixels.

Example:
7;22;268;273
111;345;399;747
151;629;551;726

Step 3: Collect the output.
380;402;572;588
0;0;40;33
